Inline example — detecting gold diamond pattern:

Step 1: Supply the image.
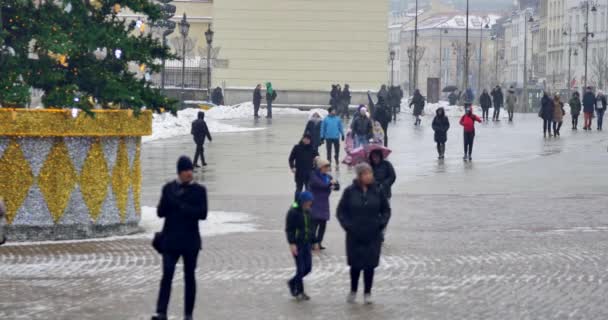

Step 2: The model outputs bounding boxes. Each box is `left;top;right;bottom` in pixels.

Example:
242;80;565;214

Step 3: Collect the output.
80;140;110;221
38;140;78;223
130;139;142;215
0;139;34;224
112;139;130;221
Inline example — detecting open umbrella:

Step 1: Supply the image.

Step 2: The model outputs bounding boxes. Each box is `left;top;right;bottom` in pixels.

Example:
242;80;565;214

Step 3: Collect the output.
442;85;459;93
364;143;391;159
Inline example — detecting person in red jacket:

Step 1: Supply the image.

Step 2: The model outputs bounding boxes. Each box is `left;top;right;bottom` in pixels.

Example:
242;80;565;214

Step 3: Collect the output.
459;107;482;161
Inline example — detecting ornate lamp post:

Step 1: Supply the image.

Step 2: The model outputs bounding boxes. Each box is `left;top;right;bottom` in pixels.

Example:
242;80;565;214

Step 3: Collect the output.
204;25;214;100
156;1;176;93
477;16;490;95
582;1;597;89
178;13;190;109
563;24;578;97
523;12;533;112
413;0;419;90
464;0;470;91
439;26;448;87
390;50;396;87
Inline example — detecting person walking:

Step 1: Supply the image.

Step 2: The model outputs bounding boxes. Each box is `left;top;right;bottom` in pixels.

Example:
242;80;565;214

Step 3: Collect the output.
351;107;373;148
569;91;581;130
539;91;554;137
432;107;450;159
596;90;606;130
552;94;565;137
308;158;338;251
388;86;402;121
459;107;482;161
211;86;224;106
253;84;263;118
491;85;504;121
369;150;396;201
266;82;278;119
341;84;352;119
506;87;517;122
304;112;323;153
320;107;345;169
479;89;492;121
191;112;212;167
377;85;389;107
373;100;391;147
152;156;208;320
285;191;315;301
582;86;596;130
409;89;425;126
289;134;319;199
337;163;391;305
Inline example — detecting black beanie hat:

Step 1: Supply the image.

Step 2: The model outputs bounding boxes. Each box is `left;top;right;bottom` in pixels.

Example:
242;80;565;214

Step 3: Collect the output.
177;156;194;173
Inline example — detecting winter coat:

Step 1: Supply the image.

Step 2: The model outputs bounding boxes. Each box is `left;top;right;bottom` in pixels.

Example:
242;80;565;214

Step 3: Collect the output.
341;88;352;108
432;114;450;143
553;100;565;122
330;87;341;108
285;202;315;245
289;142;319;180
157;180;208;253
569;96;582;115
479;93;492;109
596;95;607;110
373;104;392;128
337;181;391;270
539;95;554;120
506;92;517;111
191;112;212;145
388;86;402;109
583;92;596;113
321;115;344;140
369;153;396;199
351;116;373;138
253;88;262;106
211;87;224;106
304;119;322;148
459;113;481;132
309;169;332;221
409;93;425;116
463;89;474;104
377;88;389;106
491;88;504;107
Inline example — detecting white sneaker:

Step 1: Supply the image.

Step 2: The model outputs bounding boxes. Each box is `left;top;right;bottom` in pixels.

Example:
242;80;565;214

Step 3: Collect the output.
363;293;373;305
346;292;357;304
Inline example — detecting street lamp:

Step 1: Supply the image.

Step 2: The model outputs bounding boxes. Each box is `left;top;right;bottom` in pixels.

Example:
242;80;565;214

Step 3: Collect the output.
413;0;419;90
204;24;214;101
439;26;448;87
563;25;576;97
464;0;470;91
179;13;190;109
390;50;396;87
583;1;597;89
477;16;490;95
523;12;533;112
491;34;499;85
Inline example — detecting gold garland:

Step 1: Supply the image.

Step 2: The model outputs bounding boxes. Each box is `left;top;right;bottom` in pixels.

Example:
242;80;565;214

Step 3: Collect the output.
0;109;152;137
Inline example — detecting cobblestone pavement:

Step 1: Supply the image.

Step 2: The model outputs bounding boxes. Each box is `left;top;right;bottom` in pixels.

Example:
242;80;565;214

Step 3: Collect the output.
1;114;608;320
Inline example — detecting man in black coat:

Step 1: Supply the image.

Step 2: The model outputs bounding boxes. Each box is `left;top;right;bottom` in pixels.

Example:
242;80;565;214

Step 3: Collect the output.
152;156;208;320
289;134;319;199
491;85;504;121
191;112;212;167
253;84;263;118
369;150;396;200
211;87;224;106
388;86;402;121
373;101;391;147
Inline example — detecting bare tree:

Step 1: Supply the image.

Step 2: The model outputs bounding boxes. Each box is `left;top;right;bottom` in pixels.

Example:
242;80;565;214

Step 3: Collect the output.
590;52;608;90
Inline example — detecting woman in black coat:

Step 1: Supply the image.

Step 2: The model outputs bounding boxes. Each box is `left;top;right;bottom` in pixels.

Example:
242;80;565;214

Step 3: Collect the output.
337;163;391;305
431;107;450;159
479;89;492;121
539;91;554;137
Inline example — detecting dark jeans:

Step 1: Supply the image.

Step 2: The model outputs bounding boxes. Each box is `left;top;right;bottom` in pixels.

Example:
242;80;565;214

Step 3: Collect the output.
508;109;514;121
325;138;340;164
193;143;206;166
381;123;389;147
436;142;445;156
295;175;310;200
543;119;552;135
156;250;199;316
312;219;327;245
572;114;579;128
493;107;501;120
254;102;261;117
463;131;475;156
267;100;273;118
482;108;489;120
290;243;312;295
350;267;375;294
553;121;563;135
597;109;605;129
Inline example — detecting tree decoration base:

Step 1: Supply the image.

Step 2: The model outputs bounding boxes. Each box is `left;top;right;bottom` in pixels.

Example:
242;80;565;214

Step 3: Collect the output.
0;109;149;241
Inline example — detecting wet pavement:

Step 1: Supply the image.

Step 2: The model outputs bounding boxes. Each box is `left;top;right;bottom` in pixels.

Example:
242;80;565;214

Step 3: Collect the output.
1;112;608;319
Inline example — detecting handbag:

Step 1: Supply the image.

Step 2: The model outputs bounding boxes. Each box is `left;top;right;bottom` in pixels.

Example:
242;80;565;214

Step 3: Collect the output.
152;232;164;253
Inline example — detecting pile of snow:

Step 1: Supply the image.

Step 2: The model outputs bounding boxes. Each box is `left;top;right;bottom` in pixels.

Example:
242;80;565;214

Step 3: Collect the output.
140;206;257;237
403;100;511;118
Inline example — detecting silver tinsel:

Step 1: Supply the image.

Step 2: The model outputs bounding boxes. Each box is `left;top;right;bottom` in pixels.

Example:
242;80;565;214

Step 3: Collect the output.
96;185;121;226
59;186;93;225
101;138;119;172
19;137;54;176
12;184;54;226
0;137;9;159
125;137;138;169
125;187;139;224
64;137;92;175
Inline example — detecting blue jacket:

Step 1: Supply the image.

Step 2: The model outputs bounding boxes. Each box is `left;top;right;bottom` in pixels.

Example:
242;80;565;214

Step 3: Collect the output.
321;115;344;140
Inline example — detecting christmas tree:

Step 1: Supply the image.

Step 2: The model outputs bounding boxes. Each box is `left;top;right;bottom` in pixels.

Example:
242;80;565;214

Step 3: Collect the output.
0;0;176;113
